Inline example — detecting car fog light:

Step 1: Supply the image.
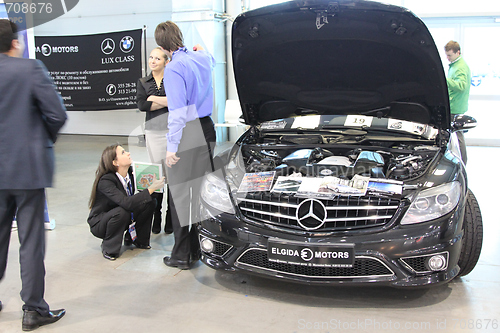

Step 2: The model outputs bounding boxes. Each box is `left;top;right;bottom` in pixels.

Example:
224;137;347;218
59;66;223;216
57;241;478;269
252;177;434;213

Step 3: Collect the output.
200;238;214;253
428;254;446;271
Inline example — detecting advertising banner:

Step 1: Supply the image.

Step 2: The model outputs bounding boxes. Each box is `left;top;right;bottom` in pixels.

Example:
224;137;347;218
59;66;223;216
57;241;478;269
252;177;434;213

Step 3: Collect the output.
35;29;142;110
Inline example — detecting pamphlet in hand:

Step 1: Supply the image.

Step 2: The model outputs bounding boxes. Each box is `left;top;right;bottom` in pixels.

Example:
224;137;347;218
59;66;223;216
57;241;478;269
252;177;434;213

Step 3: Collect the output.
132;162;163;193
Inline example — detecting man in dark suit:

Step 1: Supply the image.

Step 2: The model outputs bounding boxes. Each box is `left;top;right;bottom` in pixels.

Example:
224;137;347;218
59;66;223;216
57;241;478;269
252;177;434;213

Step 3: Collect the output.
0;20;67;331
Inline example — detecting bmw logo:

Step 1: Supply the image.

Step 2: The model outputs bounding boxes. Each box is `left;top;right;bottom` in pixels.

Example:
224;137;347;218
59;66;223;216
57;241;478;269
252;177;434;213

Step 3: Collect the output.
120;36;134;53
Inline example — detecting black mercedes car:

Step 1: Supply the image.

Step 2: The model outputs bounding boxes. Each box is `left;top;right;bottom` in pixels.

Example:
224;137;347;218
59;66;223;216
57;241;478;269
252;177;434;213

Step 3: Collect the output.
197;0;483;287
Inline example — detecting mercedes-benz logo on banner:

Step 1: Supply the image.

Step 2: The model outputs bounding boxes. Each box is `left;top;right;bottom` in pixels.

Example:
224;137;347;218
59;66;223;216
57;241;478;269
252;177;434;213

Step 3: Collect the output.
41;44;52;56
296;199;327;230
101;38;115;55
106;84;117;96
119;36;134;53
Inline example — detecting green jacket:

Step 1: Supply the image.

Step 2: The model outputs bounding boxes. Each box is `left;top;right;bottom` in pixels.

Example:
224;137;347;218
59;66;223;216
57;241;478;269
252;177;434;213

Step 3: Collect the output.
446;57;471;115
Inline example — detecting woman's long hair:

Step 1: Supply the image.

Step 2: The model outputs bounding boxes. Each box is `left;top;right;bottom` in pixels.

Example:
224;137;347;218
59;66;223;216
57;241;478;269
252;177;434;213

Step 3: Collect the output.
88;144;120;208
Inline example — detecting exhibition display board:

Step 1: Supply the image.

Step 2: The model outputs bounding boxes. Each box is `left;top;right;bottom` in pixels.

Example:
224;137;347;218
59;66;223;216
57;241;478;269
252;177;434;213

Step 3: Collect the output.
35;29;142;110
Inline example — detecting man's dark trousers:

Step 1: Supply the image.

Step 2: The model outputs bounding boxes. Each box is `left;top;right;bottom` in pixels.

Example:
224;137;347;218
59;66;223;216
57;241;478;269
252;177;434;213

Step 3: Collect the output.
0;189;50;315
167;116;216;262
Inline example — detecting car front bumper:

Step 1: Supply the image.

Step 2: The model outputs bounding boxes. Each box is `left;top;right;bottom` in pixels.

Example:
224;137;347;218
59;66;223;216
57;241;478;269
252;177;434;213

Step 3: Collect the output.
198;203;465;287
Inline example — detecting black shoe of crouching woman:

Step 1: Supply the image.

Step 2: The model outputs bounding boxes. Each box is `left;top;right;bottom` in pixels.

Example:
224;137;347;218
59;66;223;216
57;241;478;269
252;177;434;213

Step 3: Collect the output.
124;235;151;249
133;242;151;249
102;252;117;261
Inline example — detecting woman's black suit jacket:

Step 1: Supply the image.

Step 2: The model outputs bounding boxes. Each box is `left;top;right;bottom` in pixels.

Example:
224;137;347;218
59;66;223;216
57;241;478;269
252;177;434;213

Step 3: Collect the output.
87;171;153;227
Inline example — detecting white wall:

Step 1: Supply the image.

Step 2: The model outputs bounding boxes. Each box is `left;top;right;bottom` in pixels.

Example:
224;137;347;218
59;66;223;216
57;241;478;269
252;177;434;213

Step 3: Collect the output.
466;99;500;146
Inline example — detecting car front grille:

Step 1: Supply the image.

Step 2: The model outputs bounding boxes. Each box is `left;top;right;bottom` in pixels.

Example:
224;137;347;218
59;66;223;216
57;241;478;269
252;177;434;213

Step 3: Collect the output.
236;248;394;278
237;192;400;231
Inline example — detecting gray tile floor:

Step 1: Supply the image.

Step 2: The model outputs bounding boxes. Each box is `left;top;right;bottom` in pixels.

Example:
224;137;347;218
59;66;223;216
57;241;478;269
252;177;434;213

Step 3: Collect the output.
1;135;498;333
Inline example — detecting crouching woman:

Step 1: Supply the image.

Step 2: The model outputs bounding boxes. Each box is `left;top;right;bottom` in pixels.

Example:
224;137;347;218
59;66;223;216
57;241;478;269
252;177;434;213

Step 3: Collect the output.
87;144;164;260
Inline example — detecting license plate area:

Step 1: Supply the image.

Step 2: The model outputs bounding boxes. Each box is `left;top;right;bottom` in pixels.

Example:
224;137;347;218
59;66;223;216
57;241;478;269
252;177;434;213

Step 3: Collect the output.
267;238;354;268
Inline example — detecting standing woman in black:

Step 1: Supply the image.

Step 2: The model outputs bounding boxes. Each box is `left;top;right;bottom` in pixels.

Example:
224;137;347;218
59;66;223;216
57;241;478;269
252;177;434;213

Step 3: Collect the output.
87;145;164;260
137;47;173;234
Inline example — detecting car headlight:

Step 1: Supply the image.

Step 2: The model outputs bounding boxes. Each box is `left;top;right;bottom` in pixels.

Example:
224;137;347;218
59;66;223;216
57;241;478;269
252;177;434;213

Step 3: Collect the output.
401;181;461;225
200;172;235;214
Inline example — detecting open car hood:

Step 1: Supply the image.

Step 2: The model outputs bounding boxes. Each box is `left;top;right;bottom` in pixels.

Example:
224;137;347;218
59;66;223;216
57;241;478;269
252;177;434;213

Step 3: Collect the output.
232;0;450;129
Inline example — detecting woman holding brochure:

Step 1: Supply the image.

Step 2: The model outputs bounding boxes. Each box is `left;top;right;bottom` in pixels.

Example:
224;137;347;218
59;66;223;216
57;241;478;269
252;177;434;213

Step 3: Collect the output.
136;47;173;234
87;145;164;260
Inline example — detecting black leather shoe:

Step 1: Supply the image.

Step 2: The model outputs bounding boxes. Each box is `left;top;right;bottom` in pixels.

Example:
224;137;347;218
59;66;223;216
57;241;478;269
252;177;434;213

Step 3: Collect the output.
102;252;117;261
133;242;151;249
152;227;161;234
22;309;65;331
164;227;173;234
163;256;189;270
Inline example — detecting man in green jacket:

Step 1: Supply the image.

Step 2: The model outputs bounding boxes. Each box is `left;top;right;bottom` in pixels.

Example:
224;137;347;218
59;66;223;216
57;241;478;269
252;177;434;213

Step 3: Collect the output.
445;40;471;165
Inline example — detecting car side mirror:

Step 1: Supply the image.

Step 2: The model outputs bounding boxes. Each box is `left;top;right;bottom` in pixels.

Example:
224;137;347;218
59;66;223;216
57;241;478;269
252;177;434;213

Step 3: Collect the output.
452;114;477;131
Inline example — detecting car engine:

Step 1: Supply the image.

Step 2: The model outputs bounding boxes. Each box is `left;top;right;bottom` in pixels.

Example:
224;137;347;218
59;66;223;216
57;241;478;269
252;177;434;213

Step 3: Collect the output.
242;143;440;182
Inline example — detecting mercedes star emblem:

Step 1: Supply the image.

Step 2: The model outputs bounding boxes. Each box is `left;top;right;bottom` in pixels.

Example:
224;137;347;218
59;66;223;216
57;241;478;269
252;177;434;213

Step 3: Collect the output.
296;199;327;230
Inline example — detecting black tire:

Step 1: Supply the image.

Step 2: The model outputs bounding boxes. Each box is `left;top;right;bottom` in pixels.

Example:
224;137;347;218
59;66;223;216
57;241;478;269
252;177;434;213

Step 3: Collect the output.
457;189;483;277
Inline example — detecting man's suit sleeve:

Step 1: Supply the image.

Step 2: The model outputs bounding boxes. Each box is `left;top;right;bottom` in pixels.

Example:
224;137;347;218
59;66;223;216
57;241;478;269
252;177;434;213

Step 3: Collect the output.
98;174;152;211
32;60;67;143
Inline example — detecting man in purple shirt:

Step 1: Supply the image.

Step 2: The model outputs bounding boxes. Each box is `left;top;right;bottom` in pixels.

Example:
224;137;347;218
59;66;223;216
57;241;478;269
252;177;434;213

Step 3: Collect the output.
155;21;216;270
